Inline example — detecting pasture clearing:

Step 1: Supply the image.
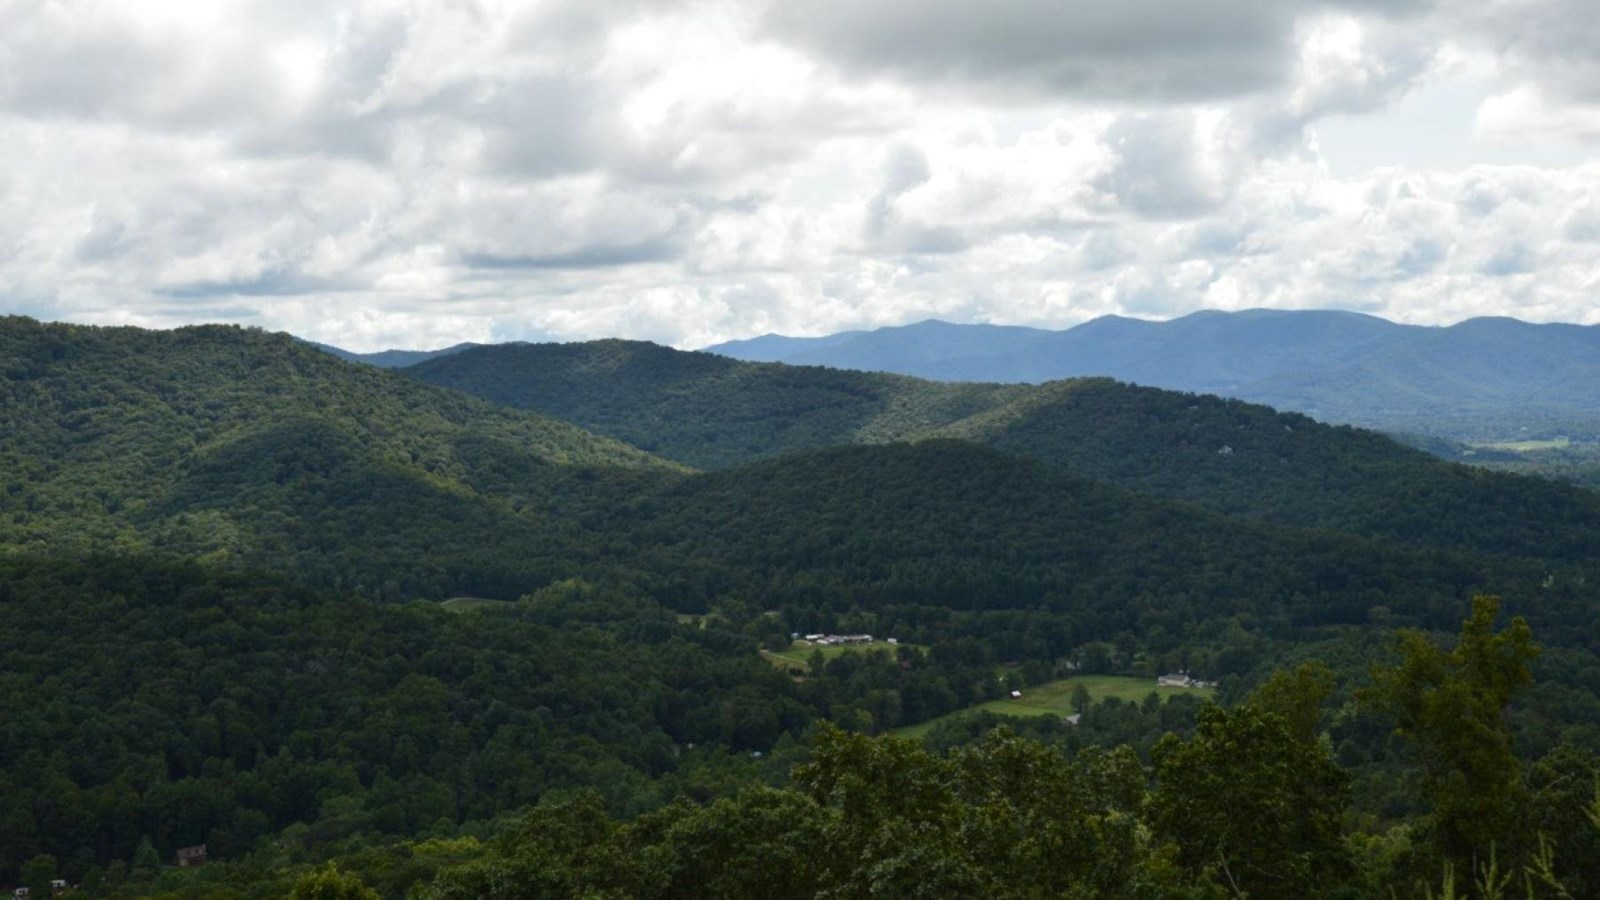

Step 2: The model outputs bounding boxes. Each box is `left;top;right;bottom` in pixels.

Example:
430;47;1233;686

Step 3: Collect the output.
892;675;1214;739
440;597;512;612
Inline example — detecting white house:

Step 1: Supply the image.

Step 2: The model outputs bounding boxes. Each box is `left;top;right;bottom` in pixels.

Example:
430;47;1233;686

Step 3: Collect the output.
1158;673;1215;689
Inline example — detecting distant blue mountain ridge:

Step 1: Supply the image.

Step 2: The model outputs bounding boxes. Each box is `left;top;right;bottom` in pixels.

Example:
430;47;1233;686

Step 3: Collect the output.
308;340;482;368
701;309;1600;440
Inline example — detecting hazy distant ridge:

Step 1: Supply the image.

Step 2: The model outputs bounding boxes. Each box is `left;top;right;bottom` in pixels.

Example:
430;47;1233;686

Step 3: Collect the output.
704;310;1600;438
309;339;481;368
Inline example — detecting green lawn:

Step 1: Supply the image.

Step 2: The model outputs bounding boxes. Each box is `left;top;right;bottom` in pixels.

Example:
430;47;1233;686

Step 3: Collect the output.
892;675;1215;739
439;597;512;612
762;639;914;672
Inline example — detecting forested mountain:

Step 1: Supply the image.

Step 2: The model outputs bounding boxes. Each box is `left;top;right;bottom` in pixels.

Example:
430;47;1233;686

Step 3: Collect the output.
705;309;1600;439
6;316;1600;897
625;440;1519;632
936;379;1600;562
0;317;678;600
407;339;1600;565
406;339;1026;469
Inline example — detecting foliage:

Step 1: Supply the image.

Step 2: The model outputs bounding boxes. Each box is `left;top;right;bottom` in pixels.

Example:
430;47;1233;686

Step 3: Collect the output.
407;338;1600;565
4;319;1600;897
0;317;677;600
0;555;812;883
289;864;380;900
624;440;1528;639
417;725;1185;899
1150;703;1353;896
407;339;1026;470
1364;596;1541;872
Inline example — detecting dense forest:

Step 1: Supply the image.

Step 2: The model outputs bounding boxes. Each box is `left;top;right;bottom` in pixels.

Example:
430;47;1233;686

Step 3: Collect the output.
408;340;1600;560
4;317;1600;897
0;317;679;600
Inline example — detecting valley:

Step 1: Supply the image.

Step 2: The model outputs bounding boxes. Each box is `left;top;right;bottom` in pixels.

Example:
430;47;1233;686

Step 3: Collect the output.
2;316;1598;897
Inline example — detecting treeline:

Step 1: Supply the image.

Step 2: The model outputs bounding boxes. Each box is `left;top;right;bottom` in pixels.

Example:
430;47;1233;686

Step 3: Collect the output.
143;600;1600;899
387;602;1600;900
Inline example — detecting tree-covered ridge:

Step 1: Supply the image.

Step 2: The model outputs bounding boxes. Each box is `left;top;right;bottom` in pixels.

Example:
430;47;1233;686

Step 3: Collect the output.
943;379;1600;562
624;440;1555;633
0;317;680;599
704;309;1600;441
407;338;1600;565
405;339;1028;469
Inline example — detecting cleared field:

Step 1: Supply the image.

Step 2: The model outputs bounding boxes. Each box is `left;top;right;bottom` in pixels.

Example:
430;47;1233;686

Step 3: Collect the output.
892;675;1214;739
1474;438;1571;452
439;597;511;612
762;639;914;672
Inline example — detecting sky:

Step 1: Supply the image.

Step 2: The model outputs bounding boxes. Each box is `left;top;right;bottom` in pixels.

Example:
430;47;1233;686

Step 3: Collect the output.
4;0;1600;351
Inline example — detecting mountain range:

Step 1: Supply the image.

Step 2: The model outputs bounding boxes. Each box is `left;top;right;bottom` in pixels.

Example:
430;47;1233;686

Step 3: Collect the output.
6;314;1600;894
11;314;1597;613
703;309;1600;440
405;338;1600;564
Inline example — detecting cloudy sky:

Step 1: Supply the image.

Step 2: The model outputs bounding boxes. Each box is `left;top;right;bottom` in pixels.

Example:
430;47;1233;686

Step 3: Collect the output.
4;0;1600;350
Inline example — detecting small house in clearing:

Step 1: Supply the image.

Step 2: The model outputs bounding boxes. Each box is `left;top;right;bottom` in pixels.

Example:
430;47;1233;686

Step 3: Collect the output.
1158;673;1215;689
175;845;208;867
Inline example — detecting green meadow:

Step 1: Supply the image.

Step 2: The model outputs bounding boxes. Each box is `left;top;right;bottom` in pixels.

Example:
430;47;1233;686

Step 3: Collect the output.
893;675;1215;739
762;639;917;672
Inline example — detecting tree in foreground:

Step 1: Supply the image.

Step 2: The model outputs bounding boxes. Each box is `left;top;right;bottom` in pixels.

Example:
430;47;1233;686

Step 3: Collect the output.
289;863;381;900
1364;594;1539;874
1149;665;1354;898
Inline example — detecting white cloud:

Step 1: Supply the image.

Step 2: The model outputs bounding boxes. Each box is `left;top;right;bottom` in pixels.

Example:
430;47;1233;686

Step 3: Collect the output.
1476;84;1600;144
1;0;1598;351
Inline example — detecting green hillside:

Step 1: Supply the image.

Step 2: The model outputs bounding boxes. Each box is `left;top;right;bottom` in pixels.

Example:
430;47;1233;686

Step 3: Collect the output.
623;440;1540;637
0;317;679;599
6;320;1600;897
940;379;1600;562
408;340;1600;565
405;339;1025;469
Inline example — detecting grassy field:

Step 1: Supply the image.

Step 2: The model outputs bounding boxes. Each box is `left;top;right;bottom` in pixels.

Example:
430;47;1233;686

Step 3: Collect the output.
762;639;913;672
439;597;512;612
1474;438;1571;452
892;675;1215;739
